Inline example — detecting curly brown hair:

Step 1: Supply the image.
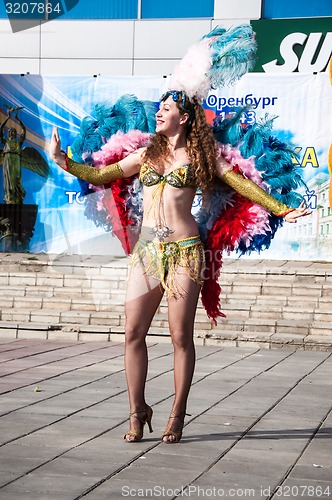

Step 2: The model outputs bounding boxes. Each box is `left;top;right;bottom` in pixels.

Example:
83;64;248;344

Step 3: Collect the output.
142;91;218;195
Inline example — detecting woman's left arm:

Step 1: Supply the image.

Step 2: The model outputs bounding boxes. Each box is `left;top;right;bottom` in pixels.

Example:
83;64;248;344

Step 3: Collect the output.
218;162;312;223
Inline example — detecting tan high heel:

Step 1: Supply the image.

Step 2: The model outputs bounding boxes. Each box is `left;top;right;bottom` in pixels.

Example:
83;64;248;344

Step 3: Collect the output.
161;411;188;443
124;405;153;443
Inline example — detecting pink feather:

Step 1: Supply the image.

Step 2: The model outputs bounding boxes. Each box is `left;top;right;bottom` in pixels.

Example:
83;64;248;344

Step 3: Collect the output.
92;130;151;167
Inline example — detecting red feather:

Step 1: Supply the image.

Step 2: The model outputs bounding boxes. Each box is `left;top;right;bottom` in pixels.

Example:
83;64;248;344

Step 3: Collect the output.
201;193;258;325
102;176;139;255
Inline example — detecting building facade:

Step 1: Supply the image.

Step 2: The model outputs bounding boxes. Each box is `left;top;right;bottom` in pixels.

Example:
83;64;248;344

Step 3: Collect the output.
0;0;330;76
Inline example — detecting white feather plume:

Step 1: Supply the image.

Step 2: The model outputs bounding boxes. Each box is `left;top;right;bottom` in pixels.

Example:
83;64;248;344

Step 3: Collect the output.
169;38;212;101
169;24;257;102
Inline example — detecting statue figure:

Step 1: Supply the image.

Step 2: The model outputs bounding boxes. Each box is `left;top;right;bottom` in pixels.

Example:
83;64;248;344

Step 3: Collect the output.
0;106;51;204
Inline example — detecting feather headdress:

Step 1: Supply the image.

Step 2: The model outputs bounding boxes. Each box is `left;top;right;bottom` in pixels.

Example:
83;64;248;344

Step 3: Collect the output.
169;24;257;101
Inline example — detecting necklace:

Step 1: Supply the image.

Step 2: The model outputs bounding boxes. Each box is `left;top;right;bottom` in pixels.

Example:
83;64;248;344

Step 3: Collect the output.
150;223;174;241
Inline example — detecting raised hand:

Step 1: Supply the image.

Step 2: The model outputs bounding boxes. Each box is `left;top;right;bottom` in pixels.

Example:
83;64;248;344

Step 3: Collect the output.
284;201;312;223
49;126;67;169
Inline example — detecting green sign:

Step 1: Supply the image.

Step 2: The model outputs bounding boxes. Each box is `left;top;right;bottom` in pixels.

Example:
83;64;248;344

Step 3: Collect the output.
251;18;332;73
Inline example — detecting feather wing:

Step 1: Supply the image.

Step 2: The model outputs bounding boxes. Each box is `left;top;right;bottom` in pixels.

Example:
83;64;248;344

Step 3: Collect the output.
20;147;52;178
69;95;156;254
197;112;307;324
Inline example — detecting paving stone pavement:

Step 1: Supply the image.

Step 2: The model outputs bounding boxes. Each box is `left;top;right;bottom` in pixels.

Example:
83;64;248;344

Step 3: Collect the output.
0;338;331;500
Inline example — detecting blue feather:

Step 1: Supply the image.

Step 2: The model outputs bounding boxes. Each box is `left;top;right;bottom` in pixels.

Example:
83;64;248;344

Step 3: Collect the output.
202;24;257;88
209;109;309;257
237;215;284;255
68;94;157;232
213;111;306;209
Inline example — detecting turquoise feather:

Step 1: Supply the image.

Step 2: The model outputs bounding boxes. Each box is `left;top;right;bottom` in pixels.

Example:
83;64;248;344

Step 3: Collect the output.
202;24;257;88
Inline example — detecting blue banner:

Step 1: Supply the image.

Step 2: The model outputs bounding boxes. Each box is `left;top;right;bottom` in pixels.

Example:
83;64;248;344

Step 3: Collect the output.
0;73;330;260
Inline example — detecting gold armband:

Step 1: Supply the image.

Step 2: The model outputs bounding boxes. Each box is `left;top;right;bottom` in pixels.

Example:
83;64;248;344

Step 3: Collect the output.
221;169;294;217
63;155;123;186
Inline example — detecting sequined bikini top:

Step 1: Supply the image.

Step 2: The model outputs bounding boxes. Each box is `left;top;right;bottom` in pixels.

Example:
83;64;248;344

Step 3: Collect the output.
139;162;196;189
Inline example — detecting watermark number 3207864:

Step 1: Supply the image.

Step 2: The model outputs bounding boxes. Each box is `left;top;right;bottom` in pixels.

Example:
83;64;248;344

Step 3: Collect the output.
5;2;62;15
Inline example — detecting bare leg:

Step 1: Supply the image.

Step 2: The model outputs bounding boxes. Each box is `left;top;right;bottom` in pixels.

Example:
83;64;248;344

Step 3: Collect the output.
163;267;201;442
124;259;164;441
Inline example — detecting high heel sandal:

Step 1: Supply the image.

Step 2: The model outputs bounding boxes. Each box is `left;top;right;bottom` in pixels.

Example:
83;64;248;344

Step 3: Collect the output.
124;405;153;443
161;411;188;443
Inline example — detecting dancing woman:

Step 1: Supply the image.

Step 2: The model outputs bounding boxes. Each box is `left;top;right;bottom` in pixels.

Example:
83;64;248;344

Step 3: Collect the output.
49;89;310;444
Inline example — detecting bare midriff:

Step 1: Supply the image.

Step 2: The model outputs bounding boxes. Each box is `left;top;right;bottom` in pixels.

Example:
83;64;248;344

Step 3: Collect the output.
140;183;198;241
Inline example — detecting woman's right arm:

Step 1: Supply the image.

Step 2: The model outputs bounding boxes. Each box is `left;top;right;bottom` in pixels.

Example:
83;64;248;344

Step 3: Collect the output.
216;156;312;223
49;126;142;185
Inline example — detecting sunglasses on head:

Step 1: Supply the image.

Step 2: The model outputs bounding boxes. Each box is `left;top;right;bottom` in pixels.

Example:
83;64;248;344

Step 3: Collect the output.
160;90;193;124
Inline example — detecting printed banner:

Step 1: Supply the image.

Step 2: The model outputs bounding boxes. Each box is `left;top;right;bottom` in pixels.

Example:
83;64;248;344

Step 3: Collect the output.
0;74;166;256
0;72;331;260
203;71;332;261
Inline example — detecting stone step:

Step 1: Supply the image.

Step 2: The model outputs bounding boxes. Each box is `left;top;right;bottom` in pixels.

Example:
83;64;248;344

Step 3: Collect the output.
0;269;326;282
0;280;329;301
0;258;129;275
0;320;331;351
0;296;329;327
0;296;330;323
0;272;128;288
0;254;330;350
1;304;331;337
0;254;331;277
0;257;330;278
